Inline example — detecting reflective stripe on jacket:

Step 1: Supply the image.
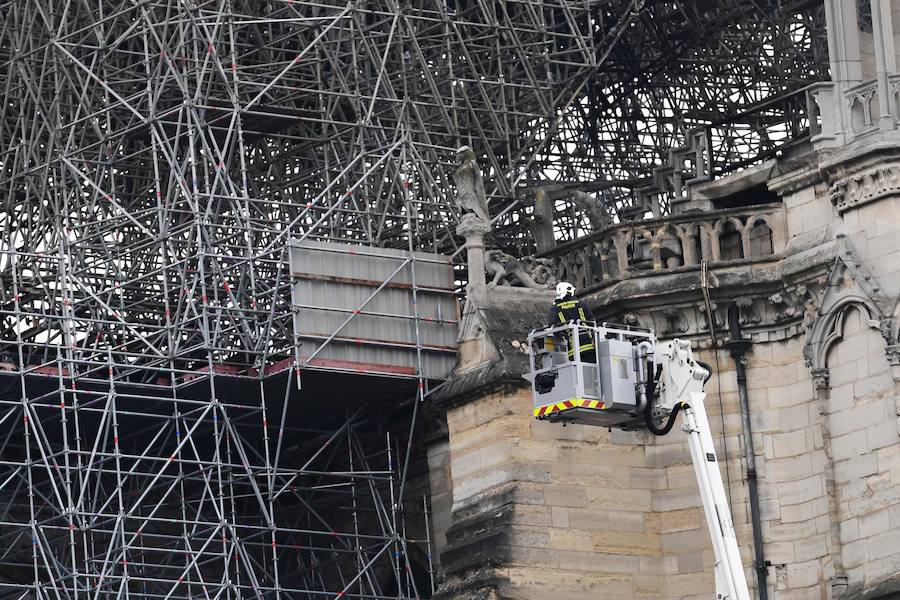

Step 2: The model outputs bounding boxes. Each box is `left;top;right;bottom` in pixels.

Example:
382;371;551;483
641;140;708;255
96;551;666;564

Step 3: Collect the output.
551;298;595;357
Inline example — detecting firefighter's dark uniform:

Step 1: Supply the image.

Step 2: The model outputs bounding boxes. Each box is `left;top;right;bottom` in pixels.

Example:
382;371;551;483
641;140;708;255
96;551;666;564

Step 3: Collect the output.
550;295;596;363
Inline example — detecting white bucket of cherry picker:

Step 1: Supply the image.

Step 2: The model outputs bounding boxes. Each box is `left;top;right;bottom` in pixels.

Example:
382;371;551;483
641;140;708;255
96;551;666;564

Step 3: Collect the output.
527;323;655;428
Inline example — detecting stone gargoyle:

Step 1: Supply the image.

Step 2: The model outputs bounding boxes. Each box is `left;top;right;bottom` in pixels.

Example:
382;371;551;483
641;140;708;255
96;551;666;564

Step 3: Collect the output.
485;249;556;289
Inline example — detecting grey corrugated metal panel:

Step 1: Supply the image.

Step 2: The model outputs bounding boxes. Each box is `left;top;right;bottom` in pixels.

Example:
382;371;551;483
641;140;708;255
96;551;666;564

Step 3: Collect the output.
297;338;455;379
291;239;453;269
289;239;458;379
294;285;455;324
295;281;420;315
295;308;457;349
294;285;457;321
289;240;454;290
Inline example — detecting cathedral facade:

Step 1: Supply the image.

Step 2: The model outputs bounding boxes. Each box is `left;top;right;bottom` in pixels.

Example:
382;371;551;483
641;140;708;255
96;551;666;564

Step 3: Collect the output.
427;3;900;598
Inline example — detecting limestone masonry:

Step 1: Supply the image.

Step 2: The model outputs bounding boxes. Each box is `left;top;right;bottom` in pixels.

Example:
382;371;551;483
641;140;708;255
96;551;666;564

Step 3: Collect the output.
427;3;900;598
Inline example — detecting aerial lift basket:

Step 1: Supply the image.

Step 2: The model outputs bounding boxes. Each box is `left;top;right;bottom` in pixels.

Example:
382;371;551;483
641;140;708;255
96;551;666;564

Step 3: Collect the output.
527;322;655;429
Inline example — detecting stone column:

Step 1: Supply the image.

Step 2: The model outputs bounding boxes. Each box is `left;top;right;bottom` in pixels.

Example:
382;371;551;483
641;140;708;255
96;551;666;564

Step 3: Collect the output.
888;344;900;435
456;214;491;291
871;0;898;129
824;0;864;85
811;366;849;598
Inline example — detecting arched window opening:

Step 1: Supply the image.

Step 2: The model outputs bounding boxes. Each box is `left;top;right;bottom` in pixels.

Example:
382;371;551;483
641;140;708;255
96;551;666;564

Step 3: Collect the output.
748;221;774;257
718;221;744;260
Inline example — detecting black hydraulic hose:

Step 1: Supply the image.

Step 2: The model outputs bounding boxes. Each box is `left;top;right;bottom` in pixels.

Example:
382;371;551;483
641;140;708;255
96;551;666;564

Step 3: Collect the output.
643;359;711;436
644;401;685;436
643;364;682;436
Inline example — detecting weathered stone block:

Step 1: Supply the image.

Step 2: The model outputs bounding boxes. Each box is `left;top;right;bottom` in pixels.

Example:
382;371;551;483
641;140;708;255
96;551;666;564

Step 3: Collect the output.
766;453;813;483
660;528;710;554
779;402;812;430
551;506;569;528
793;533;828;562
833;452;878;484
586;486;652;511
767;379;814;408
675;550;705;574
629;467;669;490
604;510;646;532
786;559;821;588
866;529;900;560
556;549;634;573
509;545;560;567
841;516;860;542
843;538;868;570
565;507;610;531
549;528;594;552
593;530;659;555
652;487;703;512
859;508;890;539
766;540;795;564
542;484;588;508
664;571;714;597
867;419;900;450
508;504;554;528
778;475;825;505
772;429;809;458
831;429;868;460
829;400;888;438
645;508;702;534
644;441;691;468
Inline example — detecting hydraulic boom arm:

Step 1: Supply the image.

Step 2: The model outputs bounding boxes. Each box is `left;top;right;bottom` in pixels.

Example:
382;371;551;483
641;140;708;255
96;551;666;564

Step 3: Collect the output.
653;340;751;600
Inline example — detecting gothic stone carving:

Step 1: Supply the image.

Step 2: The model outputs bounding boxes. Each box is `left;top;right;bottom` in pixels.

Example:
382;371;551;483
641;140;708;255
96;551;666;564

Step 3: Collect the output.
768;292;803;323
453;146;491;226
485;250;556;289
602;281;831;346
736;296;761;327
829;163;900;213
655;307;689;336
697;301;724;333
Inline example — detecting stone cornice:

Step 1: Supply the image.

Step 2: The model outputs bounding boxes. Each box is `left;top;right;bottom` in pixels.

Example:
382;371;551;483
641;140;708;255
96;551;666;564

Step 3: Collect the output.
584;239;836;347
828;161;900;213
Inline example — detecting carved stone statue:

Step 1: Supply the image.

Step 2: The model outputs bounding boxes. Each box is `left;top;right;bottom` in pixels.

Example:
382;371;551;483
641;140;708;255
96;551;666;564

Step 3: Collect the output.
453;146;491;225
485;250;555;289
571;191;613;231
520;256;557;288
521;188;556;253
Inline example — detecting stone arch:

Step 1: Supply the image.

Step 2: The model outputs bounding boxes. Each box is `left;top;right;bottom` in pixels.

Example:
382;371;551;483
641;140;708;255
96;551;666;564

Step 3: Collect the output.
638;223;684;269
698;222;717;261
715;216;745;260
806;298;882;371
745;216;775;257
804;237;891;373
675;222;702;266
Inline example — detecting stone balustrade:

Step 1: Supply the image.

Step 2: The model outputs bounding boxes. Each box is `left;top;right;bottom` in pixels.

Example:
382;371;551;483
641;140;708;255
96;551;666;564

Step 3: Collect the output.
846;79;881;134
539;203;786;291
808;75;900;148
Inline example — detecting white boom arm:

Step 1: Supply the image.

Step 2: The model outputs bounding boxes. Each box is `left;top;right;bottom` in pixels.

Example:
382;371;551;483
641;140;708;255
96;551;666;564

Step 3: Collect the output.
655;341;751;600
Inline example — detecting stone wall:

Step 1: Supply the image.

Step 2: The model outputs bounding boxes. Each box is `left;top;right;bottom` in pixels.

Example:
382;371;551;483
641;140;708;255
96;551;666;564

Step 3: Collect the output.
826;307;900;597
435;387;689;599
431;321;899;600
429;94;900;600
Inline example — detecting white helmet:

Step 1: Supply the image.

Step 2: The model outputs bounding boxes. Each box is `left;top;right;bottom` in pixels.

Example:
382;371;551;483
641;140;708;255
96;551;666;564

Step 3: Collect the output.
555;281;575;300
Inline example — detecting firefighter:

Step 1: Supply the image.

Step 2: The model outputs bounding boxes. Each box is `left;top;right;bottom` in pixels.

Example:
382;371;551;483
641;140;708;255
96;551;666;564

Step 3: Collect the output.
550;282;597;363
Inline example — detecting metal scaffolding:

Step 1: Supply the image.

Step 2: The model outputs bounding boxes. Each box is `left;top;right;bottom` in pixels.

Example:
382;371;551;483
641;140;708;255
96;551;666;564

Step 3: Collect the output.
0;0;826;597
